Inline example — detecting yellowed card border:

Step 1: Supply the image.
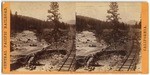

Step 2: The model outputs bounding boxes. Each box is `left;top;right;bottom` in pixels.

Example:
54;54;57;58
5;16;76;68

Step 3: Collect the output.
2;2;10;73
141;2;149;74
2;2;149;74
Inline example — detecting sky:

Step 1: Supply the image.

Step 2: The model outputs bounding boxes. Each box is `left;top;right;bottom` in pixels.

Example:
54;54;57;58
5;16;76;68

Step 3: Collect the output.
76;2;141;23
10;2;76;24
10;2;141;24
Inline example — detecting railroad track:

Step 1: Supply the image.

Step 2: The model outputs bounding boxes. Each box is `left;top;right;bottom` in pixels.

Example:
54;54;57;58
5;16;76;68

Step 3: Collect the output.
117;38;140;71
58;50;76;71
58;33;76;71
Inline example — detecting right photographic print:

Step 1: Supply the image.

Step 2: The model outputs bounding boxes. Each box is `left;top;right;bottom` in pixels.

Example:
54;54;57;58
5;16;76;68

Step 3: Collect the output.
75;2;141;72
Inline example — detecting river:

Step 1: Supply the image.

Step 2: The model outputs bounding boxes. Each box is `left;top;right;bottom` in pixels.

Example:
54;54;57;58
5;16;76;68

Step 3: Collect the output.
76;31;107;56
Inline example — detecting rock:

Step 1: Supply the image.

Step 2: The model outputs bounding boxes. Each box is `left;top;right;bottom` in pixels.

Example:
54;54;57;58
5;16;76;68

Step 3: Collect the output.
87;39;90;41
89;44;96;47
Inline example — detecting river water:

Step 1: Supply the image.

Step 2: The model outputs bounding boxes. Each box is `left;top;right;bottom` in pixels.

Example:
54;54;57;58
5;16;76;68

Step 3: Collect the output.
76;31;107;56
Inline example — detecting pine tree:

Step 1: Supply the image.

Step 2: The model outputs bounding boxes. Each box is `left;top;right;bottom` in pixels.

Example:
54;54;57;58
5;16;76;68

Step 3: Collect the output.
47;2;61;30
106;2;121;23
105;2;122;44
47;2;62;49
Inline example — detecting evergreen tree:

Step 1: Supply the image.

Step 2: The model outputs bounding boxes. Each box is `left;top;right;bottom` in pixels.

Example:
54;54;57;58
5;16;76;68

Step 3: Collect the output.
106;2;121;30
107;2;121;23
47;2;61;30
105;2;123;44
47;2;62;49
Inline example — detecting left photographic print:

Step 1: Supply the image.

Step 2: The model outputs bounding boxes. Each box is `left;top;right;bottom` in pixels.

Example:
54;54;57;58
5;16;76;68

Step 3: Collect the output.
10;2;76;72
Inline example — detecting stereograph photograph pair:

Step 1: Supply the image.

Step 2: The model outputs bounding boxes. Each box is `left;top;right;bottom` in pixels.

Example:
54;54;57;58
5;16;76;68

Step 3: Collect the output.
2;1;148;74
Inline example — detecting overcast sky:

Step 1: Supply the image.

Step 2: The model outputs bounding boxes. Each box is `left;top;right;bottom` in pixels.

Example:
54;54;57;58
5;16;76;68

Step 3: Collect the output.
76;2;141;23
10;2;141;24
10;2;76;24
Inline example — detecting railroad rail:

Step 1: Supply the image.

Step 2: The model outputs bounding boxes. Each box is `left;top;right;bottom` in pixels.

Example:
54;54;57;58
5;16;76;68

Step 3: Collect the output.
58;33;76;71
58;50;76;71
117;37;140;71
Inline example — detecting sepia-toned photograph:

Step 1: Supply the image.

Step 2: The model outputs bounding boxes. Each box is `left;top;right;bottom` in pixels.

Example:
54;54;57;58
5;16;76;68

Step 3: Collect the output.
75;2;141;72
10;2;76;71
8;2;142;72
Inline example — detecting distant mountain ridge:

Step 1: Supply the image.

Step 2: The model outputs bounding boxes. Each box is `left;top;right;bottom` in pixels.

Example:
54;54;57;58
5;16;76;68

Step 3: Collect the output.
67;20;75;25
76;15;102;22
126;20;139;25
